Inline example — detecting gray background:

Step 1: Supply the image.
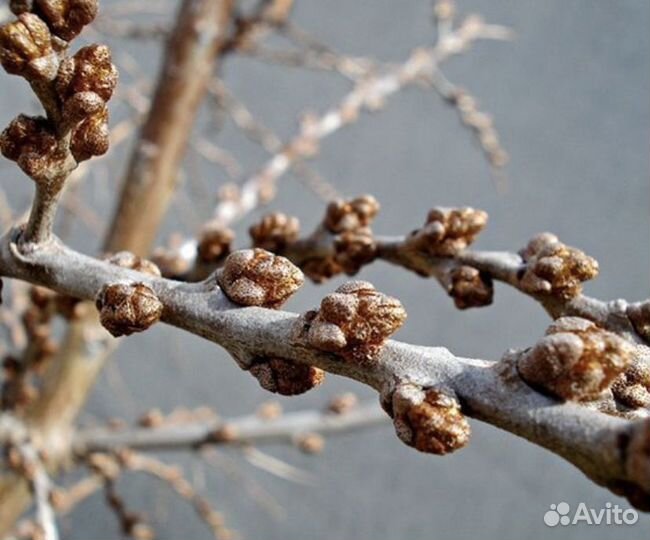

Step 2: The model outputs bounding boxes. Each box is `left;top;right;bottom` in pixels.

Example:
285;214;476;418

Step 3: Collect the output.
1;0;649;538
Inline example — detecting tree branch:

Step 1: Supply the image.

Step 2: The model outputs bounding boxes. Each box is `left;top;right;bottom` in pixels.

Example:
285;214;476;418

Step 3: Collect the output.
1;230;647;509
104;0;234;255
74;402;387;453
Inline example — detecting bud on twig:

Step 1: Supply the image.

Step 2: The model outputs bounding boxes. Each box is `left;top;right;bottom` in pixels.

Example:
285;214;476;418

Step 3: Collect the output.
248;357;325;396
12;0;98;41
106;251;161;277
249;212;299;253
407;206;488;257
390;384;471;455
0;13;58;81
218;249;303;308
518;317;634;401
305;280;406;362
197;220;234;263
447;265;493;309
324;195;379;234
519;233;598;299
96;282;163;337
0;114;63;180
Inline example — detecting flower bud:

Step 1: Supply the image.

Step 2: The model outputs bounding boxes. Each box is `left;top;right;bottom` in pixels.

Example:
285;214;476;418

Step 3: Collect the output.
218;249;303;308
612;357;650;409
96;282;163;337
447;265;493;309
21;0;98;41
69;105;109;162
390;384;471;455
306;280;406;362
519;234;598;299
409;206;487;257
106;251;161;277
0;13;58;80
197;221;234;263
249;212;300;253
324;195;379;234
518;317;633;401
55;44;118;104
248;357;325;396
0;114;63;180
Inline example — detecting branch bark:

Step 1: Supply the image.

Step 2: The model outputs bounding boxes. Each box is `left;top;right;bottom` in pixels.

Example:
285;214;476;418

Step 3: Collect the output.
1;231;647;510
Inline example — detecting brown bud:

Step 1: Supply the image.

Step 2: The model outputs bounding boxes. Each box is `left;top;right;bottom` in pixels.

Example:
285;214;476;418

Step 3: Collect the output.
410;207;488;256
218;249;303;308
56;44;117;104
327;392;358;414
138;408;164;428
95;282;163;337
295;432;325;454
612;356;650;409
334;228;377;275
69;104;109;162
324;195;379;234
0;114;64;180
106;251;161;277
302;257;343;284
0;13;58;80
24;0;98;41
519;234;598;299
306;280;406;362
448;265;493;309
518;317;634;401
628;301;650;342
248;357;325;396
197;221;234;263
391;384;471;455
249;212;300;253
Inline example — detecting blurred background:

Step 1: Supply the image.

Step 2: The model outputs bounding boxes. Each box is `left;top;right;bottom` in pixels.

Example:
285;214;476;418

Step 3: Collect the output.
1;0;649;538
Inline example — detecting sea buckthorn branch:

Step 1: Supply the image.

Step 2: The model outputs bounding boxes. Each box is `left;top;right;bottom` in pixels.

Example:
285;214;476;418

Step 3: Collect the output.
104;0;234;255
74;401;387;454
210;15;513;227
0;234;648;509
0;1;116;245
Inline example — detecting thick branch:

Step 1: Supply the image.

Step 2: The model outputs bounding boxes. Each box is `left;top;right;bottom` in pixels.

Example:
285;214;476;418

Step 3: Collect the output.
104;0;234;255
0;231;646;508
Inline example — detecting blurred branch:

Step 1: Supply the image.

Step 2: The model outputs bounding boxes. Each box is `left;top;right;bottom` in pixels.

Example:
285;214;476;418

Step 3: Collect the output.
75;402;387;452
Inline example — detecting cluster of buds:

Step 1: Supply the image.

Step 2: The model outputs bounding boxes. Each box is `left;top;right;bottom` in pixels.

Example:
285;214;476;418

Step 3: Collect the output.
612;357;650;409
196;220;234;264
302;281;406;362
248;356;325;396
303;195;380;282
518;317;634;401
0;0;115;184
447;265;493;309
218;249;304;309
387;384;471;455
9;0;98;42
95;282;163;337
518;233;599;299
55;44;117;161
106;251;161;277
249;212;300;253
406;207;488;257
